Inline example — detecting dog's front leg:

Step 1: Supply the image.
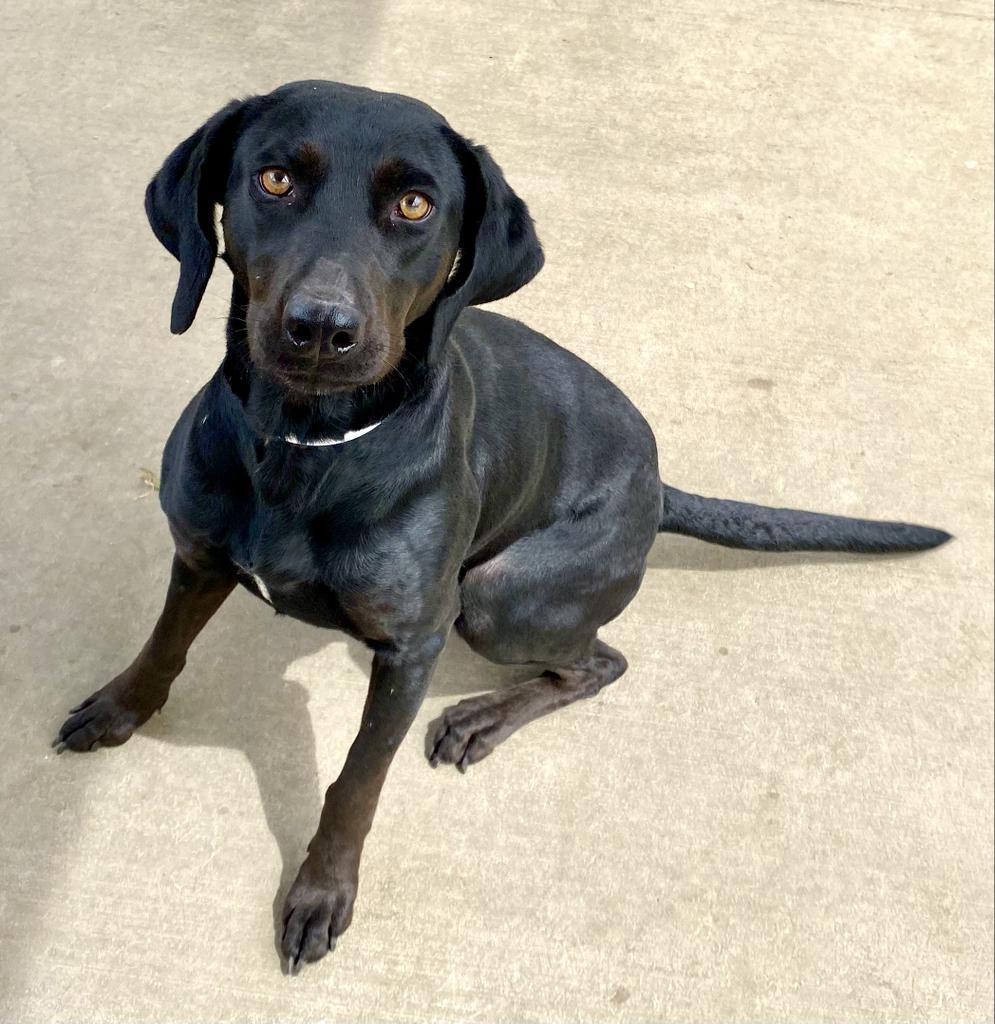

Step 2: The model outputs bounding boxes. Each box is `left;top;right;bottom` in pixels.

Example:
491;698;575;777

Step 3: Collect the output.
55;551;235;752
280;633;444;973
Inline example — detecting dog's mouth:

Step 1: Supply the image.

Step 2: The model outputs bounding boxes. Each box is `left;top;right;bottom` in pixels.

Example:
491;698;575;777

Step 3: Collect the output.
253;332;402;396
270;359;337;395
268;359;369;396
272;351;344;377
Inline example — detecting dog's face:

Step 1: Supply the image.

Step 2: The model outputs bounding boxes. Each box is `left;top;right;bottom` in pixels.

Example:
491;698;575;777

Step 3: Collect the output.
145;81;543;395
222;84;463;393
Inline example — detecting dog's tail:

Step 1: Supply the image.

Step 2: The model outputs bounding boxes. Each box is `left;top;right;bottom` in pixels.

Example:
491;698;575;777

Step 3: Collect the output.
658;482;951;553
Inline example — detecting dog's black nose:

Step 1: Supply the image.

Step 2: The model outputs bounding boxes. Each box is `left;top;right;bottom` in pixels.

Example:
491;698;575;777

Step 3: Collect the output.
283;298;362;353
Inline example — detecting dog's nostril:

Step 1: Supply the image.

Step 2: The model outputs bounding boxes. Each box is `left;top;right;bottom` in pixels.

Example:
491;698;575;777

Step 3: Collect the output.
327;307;361;354
285;315;315;348
330;330;356;353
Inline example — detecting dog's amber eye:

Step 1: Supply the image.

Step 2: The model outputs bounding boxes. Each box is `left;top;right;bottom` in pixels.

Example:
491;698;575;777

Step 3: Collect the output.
259;167;293;196
396;192;433;221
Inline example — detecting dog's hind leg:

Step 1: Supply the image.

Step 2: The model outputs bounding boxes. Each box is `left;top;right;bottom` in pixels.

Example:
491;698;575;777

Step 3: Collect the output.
433;483;657;771
54;552;235;752
429;639;627;771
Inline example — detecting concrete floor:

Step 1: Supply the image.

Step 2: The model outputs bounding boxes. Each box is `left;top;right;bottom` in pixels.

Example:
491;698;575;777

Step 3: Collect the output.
1;1;992;1021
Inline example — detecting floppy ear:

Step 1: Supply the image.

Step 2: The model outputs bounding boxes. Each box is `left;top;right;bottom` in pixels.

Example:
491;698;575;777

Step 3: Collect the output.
428;131;544;359
144;99;245;334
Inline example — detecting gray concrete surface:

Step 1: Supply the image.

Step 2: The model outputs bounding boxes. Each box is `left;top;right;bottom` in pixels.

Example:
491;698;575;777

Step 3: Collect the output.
1;1;992;1021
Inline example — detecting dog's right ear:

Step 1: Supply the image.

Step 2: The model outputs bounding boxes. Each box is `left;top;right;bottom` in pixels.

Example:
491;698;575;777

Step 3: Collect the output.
144;99;246;334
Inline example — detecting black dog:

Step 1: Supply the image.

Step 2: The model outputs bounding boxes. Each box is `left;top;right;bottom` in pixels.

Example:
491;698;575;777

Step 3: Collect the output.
55;80;950;972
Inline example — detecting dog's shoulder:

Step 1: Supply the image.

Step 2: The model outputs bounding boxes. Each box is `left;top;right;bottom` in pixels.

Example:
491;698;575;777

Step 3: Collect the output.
450;306;639;407
159;370;253;544
452;306;552;353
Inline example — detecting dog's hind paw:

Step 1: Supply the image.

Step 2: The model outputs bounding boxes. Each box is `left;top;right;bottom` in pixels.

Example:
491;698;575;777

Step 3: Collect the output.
428;695;512;772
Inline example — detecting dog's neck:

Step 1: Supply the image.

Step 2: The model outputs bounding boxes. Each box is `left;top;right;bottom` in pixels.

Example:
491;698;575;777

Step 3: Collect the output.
222;281;432;446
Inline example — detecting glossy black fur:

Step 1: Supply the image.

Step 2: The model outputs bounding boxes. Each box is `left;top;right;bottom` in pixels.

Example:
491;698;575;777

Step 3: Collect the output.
56;80;949;973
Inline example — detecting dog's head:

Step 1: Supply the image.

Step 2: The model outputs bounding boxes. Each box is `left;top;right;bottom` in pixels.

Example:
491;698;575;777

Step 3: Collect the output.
145;80;543;395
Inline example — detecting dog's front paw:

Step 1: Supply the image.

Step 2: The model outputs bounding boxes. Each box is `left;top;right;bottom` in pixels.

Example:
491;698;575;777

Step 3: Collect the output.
280;855;358;974
53;674;168;753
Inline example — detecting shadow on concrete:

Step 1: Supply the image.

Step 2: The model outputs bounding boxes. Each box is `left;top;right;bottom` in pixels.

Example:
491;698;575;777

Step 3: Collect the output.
647;533;914;573
138;599;330;966
133;587;526;963
43;527;910;978
132;529;888;946
41;529;919;982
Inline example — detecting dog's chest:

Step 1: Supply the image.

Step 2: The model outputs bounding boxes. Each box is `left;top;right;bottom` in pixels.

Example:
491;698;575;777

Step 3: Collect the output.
225;504;408;639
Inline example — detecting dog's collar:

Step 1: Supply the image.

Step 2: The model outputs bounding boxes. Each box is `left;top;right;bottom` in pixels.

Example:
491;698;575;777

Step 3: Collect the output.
279;419;383;447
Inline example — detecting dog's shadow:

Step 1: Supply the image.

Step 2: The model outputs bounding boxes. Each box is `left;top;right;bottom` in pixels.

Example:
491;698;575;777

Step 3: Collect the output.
137;589;523;962
135;534;877;961
646;533;883;572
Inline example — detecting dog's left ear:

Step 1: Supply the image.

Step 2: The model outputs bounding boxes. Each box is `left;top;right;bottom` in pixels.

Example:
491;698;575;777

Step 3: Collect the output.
428;130;544;359
144;99;246;334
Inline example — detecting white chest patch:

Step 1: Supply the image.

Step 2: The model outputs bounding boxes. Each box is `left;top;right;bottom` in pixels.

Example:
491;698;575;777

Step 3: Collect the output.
252;574;273;604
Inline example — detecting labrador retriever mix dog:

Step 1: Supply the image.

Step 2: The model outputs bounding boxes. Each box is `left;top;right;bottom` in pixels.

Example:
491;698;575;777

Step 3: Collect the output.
55;80;950;972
